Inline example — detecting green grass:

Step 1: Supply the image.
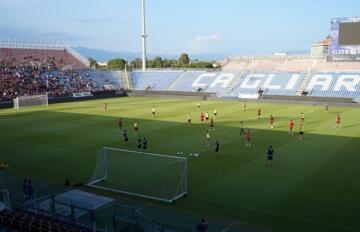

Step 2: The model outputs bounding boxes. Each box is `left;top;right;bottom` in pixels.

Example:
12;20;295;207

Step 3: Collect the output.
1;97;360;232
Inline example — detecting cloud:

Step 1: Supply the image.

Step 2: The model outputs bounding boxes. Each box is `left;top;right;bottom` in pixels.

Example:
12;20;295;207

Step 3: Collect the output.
194;33;220;42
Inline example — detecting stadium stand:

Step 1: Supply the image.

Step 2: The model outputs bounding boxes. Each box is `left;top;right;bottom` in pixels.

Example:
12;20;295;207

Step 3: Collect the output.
313;60;360;71
0;48;123;103
125;52;360;99
127;69;360;99
0;208;90;232
223;56;315;72
85;71;123;89
305;72;360;98
0;48;85;68
1;45;359;103
263;73;305;96
130;70;182;91
169;71;206;92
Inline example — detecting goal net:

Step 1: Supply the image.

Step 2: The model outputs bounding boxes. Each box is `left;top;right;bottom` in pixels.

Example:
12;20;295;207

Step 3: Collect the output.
14;94;48;109
88;147;187;203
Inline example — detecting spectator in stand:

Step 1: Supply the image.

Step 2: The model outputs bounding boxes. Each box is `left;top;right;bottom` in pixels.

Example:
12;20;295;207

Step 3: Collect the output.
22;178;28;198
196;219;209;232
27;179;34;199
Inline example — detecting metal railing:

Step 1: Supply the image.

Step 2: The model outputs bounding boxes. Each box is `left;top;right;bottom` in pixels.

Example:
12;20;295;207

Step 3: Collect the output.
0;39;66;50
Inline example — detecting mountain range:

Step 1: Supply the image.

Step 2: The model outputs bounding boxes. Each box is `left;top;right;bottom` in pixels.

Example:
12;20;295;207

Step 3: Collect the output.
74;47;309;63
74;47;228;62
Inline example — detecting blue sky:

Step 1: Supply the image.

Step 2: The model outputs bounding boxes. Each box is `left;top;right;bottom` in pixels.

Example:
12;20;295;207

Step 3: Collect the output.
0;0;359;55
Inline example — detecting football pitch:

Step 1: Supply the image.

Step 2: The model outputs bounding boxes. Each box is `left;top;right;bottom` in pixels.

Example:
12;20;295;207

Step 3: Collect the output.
1;97;360;231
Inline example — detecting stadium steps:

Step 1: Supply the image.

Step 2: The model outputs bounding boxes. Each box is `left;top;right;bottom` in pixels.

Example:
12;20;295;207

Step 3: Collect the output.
166;71;186;91
121;70;132;90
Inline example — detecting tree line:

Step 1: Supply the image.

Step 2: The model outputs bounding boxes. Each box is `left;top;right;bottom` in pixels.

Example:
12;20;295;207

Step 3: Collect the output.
88;53;220;70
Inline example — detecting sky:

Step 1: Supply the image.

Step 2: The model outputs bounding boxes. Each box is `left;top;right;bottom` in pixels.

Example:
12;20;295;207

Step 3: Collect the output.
0;0;360;55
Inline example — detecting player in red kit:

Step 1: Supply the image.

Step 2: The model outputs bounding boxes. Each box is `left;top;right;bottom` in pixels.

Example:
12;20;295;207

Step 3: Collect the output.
118;117;123;130
269;115;274;128
245;129;251;147
288;119;294;135
336;114;341;128
200;112;205;123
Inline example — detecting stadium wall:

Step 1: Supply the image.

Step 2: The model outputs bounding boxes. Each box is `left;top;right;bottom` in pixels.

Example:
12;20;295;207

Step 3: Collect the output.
262;94;355;103
50;91;127;104
0;91;127;109
127;90;215;100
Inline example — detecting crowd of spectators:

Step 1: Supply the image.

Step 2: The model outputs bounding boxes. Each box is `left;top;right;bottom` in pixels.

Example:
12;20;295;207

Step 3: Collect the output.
0;49;118;104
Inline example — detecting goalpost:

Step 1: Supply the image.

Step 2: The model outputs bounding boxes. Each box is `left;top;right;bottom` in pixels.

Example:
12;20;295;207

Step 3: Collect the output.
88;147;187;203
14;94;48;109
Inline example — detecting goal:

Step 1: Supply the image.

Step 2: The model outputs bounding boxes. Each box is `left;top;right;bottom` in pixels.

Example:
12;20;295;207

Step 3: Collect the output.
14;94;48;109
87;147;187;203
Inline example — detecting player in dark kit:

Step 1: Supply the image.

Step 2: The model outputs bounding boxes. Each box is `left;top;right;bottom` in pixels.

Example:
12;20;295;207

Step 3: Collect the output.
123;130;129;142
214;109;217;119
142;137;148;151
187;113;192;127
103;103;108;112
266;145;274;167
209;117;214;130
243;101;247;111
257;109;261;119
137;136;142;149
215;140;220;159
240;121;245;135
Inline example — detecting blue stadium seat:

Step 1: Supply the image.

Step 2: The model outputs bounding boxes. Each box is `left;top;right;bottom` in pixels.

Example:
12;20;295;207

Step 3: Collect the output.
306;72;360;98
129;70;360;99
131;71;183;91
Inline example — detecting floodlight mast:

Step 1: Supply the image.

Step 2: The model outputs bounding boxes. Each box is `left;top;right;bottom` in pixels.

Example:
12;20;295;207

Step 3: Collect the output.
141;0;147;71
